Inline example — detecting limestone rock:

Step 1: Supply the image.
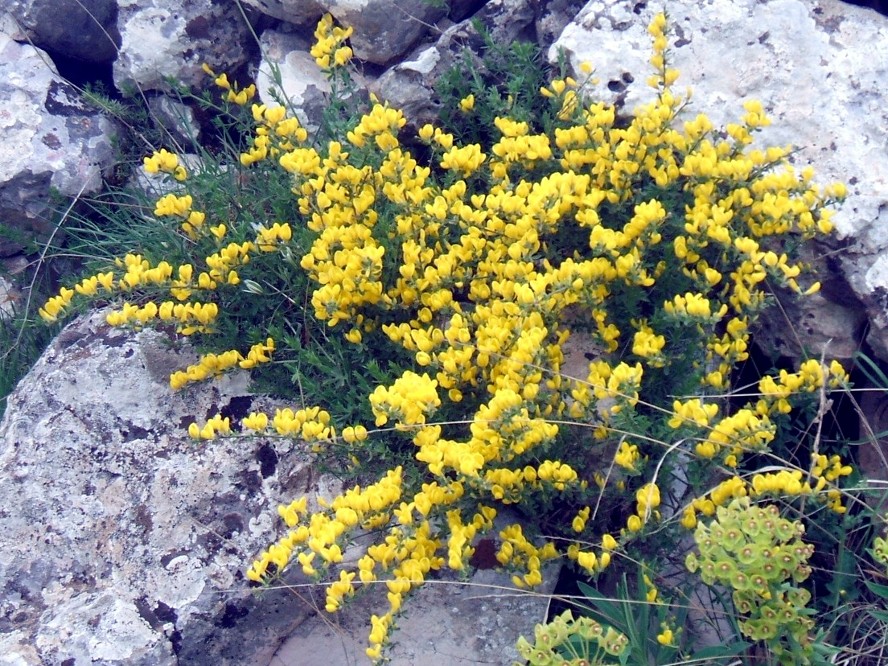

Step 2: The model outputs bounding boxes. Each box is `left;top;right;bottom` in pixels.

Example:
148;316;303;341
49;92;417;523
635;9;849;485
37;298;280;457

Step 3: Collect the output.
0;33;116;257
237;0;449;65
552;0;888;360
146;95;201;146
320;0;449;66
372;0;537;129
0;310;328;665
239;0;324;25
114;0;255;92
270;538;558;665
255;29;333;135
6;0;120;64
0;275;18;319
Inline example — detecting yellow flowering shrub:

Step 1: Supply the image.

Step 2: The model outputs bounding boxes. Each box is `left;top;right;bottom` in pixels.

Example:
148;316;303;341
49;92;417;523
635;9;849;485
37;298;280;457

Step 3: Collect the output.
40;11;870;664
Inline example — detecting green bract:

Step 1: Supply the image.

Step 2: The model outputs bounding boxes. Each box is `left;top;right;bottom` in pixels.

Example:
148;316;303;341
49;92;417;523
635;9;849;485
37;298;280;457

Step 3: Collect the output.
687;497;815;664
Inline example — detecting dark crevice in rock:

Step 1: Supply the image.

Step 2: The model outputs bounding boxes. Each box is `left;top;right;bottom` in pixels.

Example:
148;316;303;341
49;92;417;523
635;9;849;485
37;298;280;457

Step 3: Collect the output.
841;0;888;16
121;423;150;442
219;395;253;424
256;442;279;478
217;602;249;629
135;597;177;631
49;53;117;93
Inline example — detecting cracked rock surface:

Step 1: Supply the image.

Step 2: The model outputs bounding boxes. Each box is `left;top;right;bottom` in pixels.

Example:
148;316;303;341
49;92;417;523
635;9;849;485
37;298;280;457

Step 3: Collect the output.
0;310;328;665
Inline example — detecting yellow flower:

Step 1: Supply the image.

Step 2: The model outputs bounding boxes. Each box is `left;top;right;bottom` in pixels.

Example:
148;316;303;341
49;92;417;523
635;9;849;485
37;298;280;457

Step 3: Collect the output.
214;72;231;89
576;550;598;572
571;507;590;533
333;46;353;67
243;412;269;431
614;440;640;471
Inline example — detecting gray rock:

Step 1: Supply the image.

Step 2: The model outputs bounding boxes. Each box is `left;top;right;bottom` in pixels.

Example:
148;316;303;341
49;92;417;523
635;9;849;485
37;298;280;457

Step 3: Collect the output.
372;0;537;129
450;0;485;22
255;29;333;135
0;310;328;665
114;0;255;92
552;0;888;360
146;95;201;147
0;33;116;257
0;275;18;319
858;387;888;503
754;243;868;363
270;541;558;665
754;287;867;363
6;0;120;64
323;0;450;66
239;0;324;25
537;0;587;51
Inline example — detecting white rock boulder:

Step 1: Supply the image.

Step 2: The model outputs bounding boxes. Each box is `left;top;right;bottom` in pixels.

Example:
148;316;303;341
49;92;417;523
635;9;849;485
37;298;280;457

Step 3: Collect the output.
0;33;116;257
0;310;325;665
552;0;888;358
114;0;255;92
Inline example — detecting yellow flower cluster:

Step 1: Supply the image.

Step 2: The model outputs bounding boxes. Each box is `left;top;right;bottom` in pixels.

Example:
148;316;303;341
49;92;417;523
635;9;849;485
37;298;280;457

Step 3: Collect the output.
38;252;223;331
681;451;853;530
751;459;852;514
241;104;310;166
170;338;274;390
310;13;353;71
188;413;231;440
619;482;661;534
38;12;853;662
143;148;187;181
369;371;441;428
246;465;452;659
757;359;848;414
614;440;642;471
665;358;848;471
226;13;848;657
147;177;212;242
567;532;618;575
199;241;254;291
497;523;559;587
154;193;192;217
250;466;404;574
202;63;256;106
39;286;77;323
668;398;719;429
696;408;775;465
115;254;173;290
811;453;853;483
105;300;218;335
681;476;748;529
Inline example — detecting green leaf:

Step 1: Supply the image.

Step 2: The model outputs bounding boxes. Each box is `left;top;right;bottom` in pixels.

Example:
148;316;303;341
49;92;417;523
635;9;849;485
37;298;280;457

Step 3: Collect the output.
864;579;888;601
575;581;630;633
867;608;888;623
854;351;888;391
689;640;752;661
